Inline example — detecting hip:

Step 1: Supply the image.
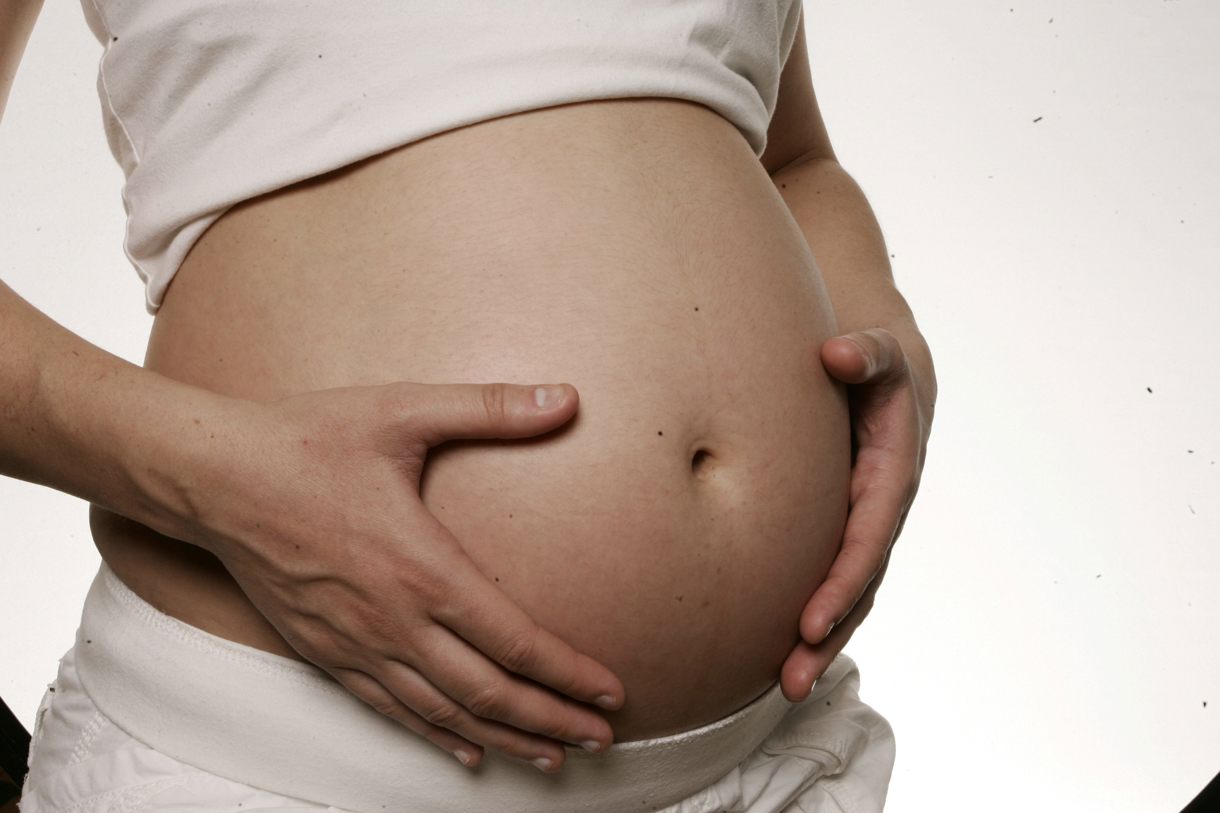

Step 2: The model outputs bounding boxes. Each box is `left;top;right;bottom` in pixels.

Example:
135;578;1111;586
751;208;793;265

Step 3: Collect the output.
93;97;851;738
20;561;895;813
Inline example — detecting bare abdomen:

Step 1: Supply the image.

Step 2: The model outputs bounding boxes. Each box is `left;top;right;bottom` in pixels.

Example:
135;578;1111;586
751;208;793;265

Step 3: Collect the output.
90;98;850;740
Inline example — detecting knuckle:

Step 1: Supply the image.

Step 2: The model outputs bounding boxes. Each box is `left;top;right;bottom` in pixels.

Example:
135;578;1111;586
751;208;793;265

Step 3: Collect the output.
839;532;872;561
373;384;430;451
348;600;395;647
869;329;906;373
397;559;446;609
493;732;556;764
421;699;463;728
496;627;540;673
373;383;413;427
480;383;509;423
368;695;406;720
822;577;854;610
464;683;507;720
492;735;537;762
854;328;883;357
871;326;897;350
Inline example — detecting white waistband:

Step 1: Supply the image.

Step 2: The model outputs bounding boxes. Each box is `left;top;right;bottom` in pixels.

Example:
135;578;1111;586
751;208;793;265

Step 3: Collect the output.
72;561;802;812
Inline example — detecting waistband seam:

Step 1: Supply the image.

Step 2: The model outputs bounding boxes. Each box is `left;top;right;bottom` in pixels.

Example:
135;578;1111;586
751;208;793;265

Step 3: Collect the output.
98;565;348;696
74;560;851;812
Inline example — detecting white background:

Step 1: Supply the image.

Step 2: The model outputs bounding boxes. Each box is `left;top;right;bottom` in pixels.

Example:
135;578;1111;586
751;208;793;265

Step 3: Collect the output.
2;1;1218;810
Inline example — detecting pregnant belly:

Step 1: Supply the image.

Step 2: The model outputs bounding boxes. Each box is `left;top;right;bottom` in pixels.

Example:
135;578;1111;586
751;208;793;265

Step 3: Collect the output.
90;98;850;741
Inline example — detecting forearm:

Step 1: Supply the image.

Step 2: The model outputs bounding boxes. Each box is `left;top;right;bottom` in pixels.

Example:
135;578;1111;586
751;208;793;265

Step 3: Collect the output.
0;0;45;123
771;156;937;412
0;280;229;545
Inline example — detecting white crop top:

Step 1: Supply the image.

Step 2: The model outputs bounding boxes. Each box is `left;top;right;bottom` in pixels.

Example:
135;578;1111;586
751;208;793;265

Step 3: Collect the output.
79;1;804;315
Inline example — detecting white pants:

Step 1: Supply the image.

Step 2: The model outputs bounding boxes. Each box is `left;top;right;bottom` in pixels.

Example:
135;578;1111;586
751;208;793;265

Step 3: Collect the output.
20;562;895;812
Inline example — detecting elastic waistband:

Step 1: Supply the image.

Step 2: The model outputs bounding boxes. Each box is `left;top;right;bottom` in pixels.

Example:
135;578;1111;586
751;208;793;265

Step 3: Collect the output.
73;561;797;812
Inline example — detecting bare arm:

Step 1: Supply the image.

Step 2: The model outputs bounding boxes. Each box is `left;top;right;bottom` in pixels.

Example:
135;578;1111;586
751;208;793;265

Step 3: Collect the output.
760;7;937;698
1;7;624;766
772;156;936;410
761;6;936;405
0;279;232;537
0;139;621;770
2;0;222;527
0;0;44;122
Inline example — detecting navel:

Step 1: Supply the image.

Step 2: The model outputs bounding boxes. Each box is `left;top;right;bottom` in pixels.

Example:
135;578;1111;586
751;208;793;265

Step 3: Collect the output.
690;447;714;478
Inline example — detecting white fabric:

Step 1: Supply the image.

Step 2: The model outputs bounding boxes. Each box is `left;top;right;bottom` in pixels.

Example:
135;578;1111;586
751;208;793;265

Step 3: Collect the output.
20;560;894;812
76;0;804;315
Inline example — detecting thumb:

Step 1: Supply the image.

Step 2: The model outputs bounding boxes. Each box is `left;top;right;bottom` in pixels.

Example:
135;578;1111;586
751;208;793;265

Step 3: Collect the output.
395;382;578;448
820;329;903;385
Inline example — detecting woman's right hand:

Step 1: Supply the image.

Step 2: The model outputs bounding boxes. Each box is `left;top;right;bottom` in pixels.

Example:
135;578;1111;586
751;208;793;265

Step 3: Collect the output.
170;380;623;772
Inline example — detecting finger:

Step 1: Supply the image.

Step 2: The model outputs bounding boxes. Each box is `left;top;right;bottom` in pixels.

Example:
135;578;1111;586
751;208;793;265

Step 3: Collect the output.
411;623;614;751
798;467;907;645
800;361;921;644
420;521;625;710
376;659;570;772
821;328;909;386
439;585;625;712
781;558;887;701
387;382;579;450
327;666;485;769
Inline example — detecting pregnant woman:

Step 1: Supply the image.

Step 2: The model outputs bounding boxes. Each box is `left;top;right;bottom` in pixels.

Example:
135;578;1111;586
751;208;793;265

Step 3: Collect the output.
3;0;936;810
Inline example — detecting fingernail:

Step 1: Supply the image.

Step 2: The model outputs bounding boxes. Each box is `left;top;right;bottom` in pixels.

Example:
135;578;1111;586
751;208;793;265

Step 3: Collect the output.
532;756;555;772
534;385;565;409
581;739;603;753
823;620;835;640
453;749;473;767
594;694;618;710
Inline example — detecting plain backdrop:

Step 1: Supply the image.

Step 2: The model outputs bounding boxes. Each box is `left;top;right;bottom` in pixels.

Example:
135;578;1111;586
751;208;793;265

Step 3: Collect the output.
2;1;1218;810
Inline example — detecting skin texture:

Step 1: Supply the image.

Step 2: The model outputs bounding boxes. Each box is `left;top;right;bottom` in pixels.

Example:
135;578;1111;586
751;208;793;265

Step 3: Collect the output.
92;98;853;759
766;154;938;702
5;0;935;773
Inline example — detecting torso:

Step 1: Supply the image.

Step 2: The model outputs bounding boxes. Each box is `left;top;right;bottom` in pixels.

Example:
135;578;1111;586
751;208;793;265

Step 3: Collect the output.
89;97;850;741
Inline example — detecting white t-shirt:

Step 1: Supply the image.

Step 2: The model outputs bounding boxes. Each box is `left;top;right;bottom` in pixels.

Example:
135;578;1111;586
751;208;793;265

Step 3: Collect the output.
79;0;804;315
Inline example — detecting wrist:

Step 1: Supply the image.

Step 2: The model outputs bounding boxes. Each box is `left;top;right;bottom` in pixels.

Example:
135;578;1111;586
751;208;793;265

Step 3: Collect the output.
112;374;257;552
38;345;242;549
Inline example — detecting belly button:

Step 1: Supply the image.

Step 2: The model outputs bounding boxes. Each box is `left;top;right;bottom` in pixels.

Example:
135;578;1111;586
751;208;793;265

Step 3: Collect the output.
690;447;714;478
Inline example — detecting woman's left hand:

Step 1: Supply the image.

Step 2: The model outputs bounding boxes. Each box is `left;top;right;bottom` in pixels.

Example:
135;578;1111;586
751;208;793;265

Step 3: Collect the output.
780;326;935;702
